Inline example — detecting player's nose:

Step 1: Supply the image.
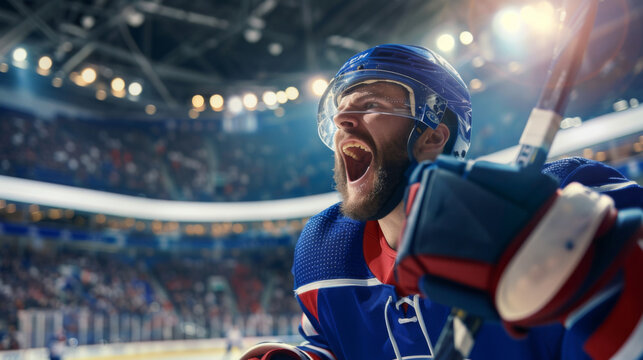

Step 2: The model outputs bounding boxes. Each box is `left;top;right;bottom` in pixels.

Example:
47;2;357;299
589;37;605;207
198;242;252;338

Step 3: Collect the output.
333;110;360;130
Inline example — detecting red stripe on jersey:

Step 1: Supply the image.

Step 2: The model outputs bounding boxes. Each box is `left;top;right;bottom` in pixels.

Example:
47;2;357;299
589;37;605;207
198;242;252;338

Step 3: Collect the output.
362;221;397;285
299;289;320;323
303;350;324;360
584;243;643;360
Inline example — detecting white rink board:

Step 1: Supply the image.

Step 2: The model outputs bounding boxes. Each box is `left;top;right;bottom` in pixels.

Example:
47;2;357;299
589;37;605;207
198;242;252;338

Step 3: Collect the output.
0;336;302;360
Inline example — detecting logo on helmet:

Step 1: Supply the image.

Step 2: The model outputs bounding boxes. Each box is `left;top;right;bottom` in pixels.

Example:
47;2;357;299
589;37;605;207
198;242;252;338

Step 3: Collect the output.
347;50;371;66
424;94;447;125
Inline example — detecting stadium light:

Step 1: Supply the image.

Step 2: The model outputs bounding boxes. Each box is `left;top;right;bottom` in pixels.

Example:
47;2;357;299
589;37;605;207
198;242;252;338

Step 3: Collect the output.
111;77;125;92
228;96;243;114
12;47;27;62
262;91;277;106
192;94;204;108
635;142;643;153
560;116;582;129
613;100;628;112
494;8;522;37
472;56;485;68
521;2;556;34
128;82;142;96
276;90;288;104
31;211;42;222
285;86;299;100
36;56;52;76
96;89;107;100
469;78;484;92
38;56;52;70
210;94;224;110
508;61;523;74
244;28;262;43
268;42;283;56
436;34;455;52
311;78;328;97
70;72;86;87
81;67;97;84
459;31;474;45
242;93;258;109
112;89;126;98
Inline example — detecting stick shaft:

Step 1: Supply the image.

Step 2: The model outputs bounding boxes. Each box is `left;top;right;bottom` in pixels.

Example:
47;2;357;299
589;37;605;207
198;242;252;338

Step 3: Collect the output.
435;0;599;358
516;0;599;167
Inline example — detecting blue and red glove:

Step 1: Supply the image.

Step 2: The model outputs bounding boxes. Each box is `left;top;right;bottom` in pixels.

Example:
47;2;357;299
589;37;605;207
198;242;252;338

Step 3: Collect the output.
248;349;306;360
241;343;313;360
395;156;642;335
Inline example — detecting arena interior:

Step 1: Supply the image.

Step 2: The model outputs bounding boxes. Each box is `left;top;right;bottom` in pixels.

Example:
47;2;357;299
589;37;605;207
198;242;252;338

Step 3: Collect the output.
0;0;641;359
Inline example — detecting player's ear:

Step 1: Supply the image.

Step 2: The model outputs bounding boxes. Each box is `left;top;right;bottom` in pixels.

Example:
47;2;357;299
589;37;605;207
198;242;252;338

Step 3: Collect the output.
413;123;450;162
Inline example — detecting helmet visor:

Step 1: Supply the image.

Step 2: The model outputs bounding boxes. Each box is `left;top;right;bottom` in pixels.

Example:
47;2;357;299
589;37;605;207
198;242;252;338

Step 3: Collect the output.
317;69;447;150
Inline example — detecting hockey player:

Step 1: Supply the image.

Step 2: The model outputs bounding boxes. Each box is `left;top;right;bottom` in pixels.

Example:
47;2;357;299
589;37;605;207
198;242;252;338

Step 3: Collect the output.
241;44;642;360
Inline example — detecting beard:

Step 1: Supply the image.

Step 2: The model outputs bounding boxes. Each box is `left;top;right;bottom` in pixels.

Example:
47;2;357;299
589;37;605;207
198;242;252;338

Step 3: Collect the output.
334;138;410;221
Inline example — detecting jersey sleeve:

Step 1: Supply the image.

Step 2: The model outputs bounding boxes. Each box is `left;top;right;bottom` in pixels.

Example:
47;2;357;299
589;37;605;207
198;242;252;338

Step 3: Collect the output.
293;295;337;360
239;293;336;360
542;156;642;209
544;157;643;360
289;208;344;360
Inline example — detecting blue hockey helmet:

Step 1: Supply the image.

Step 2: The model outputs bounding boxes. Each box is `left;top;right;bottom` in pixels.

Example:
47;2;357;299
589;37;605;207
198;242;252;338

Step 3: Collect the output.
317;44;472;159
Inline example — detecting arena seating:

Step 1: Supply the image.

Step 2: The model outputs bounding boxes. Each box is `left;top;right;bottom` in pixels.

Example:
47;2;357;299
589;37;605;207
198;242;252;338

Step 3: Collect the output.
0;242;300;348
0;107;334;202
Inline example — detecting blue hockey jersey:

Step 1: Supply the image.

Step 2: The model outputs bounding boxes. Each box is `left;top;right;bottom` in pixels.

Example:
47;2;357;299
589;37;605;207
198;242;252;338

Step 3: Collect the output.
291;158;642;360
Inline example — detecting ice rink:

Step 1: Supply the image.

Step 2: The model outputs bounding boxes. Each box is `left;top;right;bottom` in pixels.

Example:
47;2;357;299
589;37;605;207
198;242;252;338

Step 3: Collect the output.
0;349;244;360
71;348;244;360
0;337;300;360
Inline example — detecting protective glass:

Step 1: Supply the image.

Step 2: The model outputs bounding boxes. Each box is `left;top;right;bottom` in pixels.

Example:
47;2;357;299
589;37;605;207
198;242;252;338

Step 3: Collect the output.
317;69;448;150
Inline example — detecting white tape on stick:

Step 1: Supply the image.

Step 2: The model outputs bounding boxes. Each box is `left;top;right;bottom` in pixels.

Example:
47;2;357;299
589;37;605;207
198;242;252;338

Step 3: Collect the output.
518;108;563;151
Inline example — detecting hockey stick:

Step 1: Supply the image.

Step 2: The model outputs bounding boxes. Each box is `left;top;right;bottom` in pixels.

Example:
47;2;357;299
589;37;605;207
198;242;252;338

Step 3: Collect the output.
432;0;599;359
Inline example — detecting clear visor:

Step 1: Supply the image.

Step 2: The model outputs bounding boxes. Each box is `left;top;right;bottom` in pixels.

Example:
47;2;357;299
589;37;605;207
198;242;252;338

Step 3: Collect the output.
317;70;446;150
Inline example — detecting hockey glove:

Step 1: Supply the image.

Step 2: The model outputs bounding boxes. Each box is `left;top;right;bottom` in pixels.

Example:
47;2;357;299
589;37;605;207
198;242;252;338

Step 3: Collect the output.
241;343;311;360
395;156;642;333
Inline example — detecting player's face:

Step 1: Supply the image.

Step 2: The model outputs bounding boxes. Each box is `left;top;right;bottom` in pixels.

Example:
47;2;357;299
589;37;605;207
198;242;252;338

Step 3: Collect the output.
332;82;412;220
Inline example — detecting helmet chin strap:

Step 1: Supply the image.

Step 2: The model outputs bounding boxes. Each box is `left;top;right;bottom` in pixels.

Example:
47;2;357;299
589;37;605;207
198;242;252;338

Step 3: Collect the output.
365;123;426;221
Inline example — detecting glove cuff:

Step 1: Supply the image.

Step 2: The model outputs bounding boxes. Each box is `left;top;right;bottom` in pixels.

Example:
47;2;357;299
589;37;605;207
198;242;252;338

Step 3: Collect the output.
495;182;616;324
240;342;311;360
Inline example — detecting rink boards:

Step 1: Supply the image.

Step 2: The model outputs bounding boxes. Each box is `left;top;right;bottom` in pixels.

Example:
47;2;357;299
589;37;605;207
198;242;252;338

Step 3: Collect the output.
0;336;302;360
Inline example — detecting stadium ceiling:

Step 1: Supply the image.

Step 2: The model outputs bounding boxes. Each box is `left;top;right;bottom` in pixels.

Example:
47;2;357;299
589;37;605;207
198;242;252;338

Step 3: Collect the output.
0;0;459;116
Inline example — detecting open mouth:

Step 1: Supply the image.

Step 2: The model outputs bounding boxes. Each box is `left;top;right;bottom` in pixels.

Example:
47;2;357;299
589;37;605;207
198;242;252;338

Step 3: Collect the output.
341;141;373;182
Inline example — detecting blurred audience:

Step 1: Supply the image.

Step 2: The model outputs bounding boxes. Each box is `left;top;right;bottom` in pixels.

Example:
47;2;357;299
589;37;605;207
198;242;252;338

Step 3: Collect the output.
0;243;299;348
0;107;334;202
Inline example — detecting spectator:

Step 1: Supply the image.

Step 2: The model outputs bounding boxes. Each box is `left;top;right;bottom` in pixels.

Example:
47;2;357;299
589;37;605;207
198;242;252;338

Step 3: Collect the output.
0;107;334;202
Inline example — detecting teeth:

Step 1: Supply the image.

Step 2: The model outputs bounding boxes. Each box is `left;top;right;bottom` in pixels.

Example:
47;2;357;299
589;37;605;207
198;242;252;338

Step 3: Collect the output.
342;142;370;160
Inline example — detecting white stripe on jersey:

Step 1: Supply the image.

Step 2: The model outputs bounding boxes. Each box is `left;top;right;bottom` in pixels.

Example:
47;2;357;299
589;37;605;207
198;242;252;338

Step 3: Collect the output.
590;181;638;192
564;283;622;329
301;313;319;336
295;277;383;295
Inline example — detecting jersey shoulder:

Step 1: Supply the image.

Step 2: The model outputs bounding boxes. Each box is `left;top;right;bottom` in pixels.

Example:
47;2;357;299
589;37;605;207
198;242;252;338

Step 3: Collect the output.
293;203;371;289
542;156;642;208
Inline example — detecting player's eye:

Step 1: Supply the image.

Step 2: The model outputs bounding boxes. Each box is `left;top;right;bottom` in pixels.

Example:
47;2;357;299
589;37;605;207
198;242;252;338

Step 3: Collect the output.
364;101;382;110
